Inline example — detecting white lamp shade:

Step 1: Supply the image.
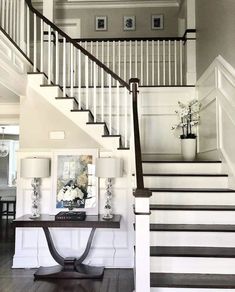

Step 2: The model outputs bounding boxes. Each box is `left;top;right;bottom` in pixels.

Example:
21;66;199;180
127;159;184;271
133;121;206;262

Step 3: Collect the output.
21;157;50;178
95;157;123;178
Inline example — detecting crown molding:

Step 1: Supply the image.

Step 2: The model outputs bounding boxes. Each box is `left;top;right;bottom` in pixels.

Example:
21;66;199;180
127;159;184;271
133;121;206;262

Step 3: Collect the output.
32;0;180;10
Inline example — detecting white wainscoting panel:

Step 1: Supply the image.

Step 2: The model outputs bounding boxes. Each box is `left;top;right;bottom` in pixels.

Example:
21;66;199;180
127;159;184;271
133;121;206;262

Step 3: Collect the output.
197;55;235;187
138;87;196;156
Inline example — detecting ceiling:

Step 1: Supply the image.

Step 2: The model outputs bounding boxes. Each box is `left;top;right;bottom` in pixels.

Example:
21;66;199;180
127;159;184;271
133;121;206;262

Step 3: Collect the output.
0;83;19;104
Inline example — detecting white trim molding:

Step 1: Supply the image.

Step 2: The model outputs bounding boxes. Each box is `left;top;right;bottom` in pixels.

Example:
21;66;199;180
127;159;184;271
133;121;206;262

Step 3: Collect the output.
33;0;180;9
197;55;235;188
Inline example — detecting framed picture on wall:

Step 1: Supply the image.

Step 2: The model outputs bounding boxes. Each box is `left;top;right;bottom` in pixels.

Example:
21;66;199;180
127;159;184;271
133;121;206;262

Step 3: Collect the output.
53;149;98;215
123;16;136;31
95;16;107;31
151;14;164;30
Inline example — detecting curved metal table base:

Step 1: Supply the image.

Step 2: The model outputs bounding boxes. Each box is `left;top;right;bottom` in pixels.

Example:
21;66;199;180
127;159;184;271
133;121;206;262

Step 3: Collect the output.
34;227;104;280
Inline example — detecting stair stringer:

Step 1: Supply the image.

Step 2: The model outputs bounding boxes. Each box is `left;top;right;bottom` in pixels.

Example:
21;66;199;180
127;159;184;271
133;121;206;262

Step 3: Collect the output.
27;73;123;151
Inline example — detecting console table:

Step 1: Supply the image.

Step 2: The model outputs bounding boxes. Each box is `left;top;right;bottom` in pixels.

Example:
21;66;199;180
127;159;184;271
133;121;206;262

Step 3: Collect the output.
13;214;121;280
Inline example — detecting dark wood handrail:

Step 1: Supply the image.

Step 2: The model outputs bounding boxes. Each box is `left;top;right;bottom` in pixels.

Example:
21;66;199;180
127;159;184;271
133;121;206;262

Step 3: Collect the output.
25;0;130;90
129;78;152;198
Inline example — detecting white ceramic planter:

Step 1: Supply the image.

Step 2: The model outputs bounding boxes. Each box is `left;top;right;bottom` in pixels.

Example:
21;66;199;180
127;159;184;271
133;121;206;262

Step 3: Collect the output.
181;138;197;161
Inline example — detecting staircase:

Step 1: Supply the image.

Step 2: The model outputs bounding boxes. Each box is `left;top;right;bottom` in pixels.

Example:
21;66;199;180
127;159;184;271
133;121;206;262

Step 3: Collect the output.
142;159;235;290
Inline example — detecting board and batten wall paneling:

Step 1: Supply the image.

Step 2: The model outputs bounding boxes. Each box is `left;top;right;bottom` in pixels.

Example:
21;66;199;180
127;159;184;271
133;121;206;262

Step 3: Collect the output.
197;55;235;187
139;87;196;157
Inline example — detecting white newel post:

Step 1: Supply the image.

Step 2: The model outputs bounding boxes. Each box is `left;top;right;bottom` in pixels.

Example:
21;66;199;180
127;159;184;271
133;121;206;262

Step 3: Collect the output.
135;194;151;292
185;0;196;85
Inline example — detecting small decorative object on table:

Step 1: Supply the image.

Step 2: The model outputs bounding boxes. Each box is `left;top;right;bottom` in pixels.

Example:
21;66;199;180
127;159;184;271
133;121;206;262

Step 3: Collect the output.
55;211;86;221
95;157;123;220
172;99;201;161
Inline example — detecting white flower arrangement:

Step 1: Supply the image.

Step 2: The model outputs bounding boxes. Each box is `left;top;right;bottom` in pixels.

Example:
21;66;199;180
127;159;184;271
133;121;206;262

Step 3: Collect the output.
172;99;201;139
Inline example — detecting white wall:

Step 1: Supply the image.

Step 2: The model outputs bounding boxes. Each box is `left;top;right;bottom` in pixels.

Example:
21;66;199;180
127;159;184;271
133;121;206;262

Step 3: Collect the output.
56;6;179;38
139;86;195;158
196;0;235;79
197;56;235;186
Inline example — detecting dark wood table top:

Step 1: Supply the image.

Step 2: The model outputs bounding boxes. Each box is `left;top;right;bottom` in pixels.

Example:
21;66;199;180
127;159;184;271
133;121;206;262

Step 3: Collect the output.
13;214;121;228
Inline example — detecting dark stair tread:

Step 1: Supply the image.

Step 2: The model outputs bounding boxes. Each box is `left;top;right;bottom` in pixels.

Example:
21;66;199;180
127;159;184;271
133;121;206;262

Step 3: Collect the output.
142;160;222;163
149;188;235;193
150;204;235;211
143;173;228;177
150;246;235;257
86;122;109;135
151;273;235;288
150;224;235;232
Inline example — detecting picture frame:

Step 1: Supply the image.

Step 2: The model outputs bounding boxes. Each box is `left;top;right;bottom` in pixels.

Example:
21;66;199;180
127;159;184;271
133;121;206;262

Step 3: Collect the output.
53;149;98;215
151;14;164;30
95;16;107;31
123;16;136;31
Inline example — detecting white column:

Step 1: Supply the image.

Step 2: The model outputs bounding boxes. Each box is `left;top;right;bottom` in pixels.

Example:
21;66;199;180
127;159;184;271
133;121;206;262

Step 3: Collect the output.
135;197;150;292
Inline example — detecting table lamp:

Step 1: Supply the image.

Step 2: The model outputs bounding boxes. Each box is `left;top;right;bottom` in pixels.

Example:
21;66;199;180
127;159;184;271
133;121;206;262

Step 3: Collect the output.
21;157;50;219
95;157;122;220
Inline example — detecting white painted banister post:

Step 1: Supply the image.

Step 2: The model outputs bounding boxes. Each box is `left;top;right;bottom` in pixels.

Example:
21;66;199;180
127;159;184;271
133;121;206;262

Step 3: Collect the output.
135;193;151;292
184;0;196;85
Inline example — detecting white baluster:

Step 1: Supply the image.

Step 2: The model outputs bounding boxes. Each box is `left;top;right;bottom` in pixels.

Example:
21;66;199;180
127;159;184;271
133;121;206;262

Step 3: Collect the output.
55;31;59;84
48;25;51;84
13;0;16;41
163;40;165;86
85;55;89;109
180;39;183;85
118;40;121;77
146;40;149;86
152;40;154;86
40;19;44;72
26;5;30;57
63;37;66;96
70;44;74;97
101;68;104;122
5;0;9;33
9;0;13;38
157;40;160;85
124;88;128;148
101;41;104;63
168;40;171;86
113;41;115;84
174;40;177;85
90;41;93;86
93;62;97;122
33;14;37;72
124;40;126;81
78;49;81;110
2;0;5;29
16;0;20;44
140;40;143;85
135;40;138;78
129;41;132;79
107;40;110;67
116;82;120;135
109;74;112;135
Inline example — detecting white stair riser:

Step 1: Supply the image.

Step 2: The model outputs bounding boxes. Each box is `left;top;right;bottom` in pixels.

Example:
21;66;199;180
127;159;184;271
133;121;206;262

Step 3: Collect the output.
150;231;235;247
144;176;228;189
150;192;235;205
143;163;222;174
150;257;235;274
151;288;235;292
150;210;235;224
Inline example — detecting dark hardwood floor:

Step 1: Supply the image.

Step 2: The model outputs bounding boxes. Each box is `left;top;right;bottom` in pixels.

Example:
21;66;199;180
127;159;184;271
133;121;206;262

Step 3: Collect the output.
0;220;134;292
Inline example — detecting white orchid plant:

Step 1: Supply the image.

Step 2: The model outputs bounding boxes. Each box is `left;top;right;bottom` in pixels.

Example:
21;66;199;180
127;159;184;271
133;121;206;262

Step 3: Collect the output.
172;99;201;139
